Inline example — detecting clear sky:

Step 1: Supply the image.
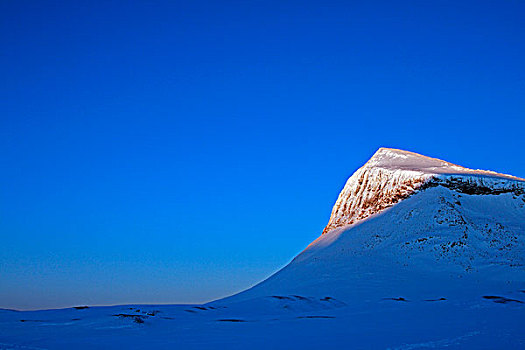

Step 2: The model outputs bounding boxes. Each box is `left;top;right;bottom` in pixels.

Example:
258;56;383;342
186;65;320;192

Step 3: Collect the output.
1;0;524;310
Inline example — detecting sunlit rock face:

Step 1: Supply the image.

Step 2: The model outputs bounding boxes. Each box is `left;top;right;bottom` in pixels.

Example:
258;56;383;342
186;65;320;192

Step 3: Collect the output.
323;148;525;234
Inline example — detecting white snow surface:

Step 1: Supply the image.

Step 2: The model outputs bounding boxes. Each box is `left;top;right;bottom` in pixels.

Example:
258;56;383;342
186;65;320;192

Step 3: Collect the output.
1;148;524;349
362;148;523;179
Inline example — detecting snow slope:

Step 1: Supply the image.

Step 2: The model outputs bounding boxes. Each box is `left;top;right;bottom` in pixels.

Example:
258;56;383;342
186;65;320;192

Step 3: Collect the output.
1;148;524;349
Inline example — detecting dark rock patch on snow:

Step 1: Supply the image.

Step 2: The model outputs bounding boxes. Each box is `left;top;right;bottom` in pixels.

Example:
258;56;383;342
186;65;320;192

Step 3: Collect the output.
383;297;408;302
113;314;148;323
482;296;523;304
193;306;209;311
271;295;294;300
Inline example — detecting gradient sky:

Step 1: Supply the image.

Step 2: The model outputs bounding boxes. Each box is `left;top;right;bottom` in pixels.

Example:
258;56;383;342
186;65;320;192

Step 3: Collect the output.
1;0;524;310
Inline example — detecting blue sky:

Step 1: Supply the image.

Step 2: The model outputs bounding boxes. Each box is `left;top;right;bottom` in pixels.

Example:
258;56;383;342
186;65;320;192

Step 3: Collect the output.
1;0;524;310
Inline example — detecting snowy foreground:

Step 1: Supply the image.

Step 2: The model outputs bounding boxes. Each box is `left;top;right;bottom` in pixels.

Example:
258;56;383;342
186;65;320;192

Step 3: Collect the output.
1;148;524;349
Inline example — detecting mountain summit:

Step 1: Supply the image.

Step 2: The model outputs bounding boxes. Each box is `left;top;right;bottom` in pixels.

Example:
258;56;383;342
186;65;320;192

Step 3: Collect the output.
323;148;525;234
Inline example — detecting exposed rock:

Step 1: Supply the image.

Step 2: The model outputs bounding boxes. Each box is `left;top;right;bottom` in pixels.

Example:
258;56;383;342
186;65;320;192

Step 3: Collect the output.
323;148;525;234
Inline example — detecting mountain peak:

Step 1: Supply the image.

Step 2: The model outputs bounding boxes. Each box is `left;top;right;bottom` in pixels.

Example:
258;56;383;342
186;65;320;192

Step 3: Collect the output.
322;148;524;234
366;148;471;174
365;147;523;179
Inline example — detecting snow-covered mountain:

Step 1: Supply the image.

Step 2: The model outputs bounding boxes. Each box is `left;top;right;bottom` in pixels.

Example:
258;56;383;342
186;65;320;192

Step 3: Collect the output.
218;148;525;305
1;148;524;349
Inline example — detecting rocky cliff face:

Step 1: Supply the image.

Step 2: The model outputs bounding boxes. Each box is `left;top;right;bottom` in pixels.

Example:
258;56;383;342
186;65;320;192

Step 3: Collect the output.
323;148;525;234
